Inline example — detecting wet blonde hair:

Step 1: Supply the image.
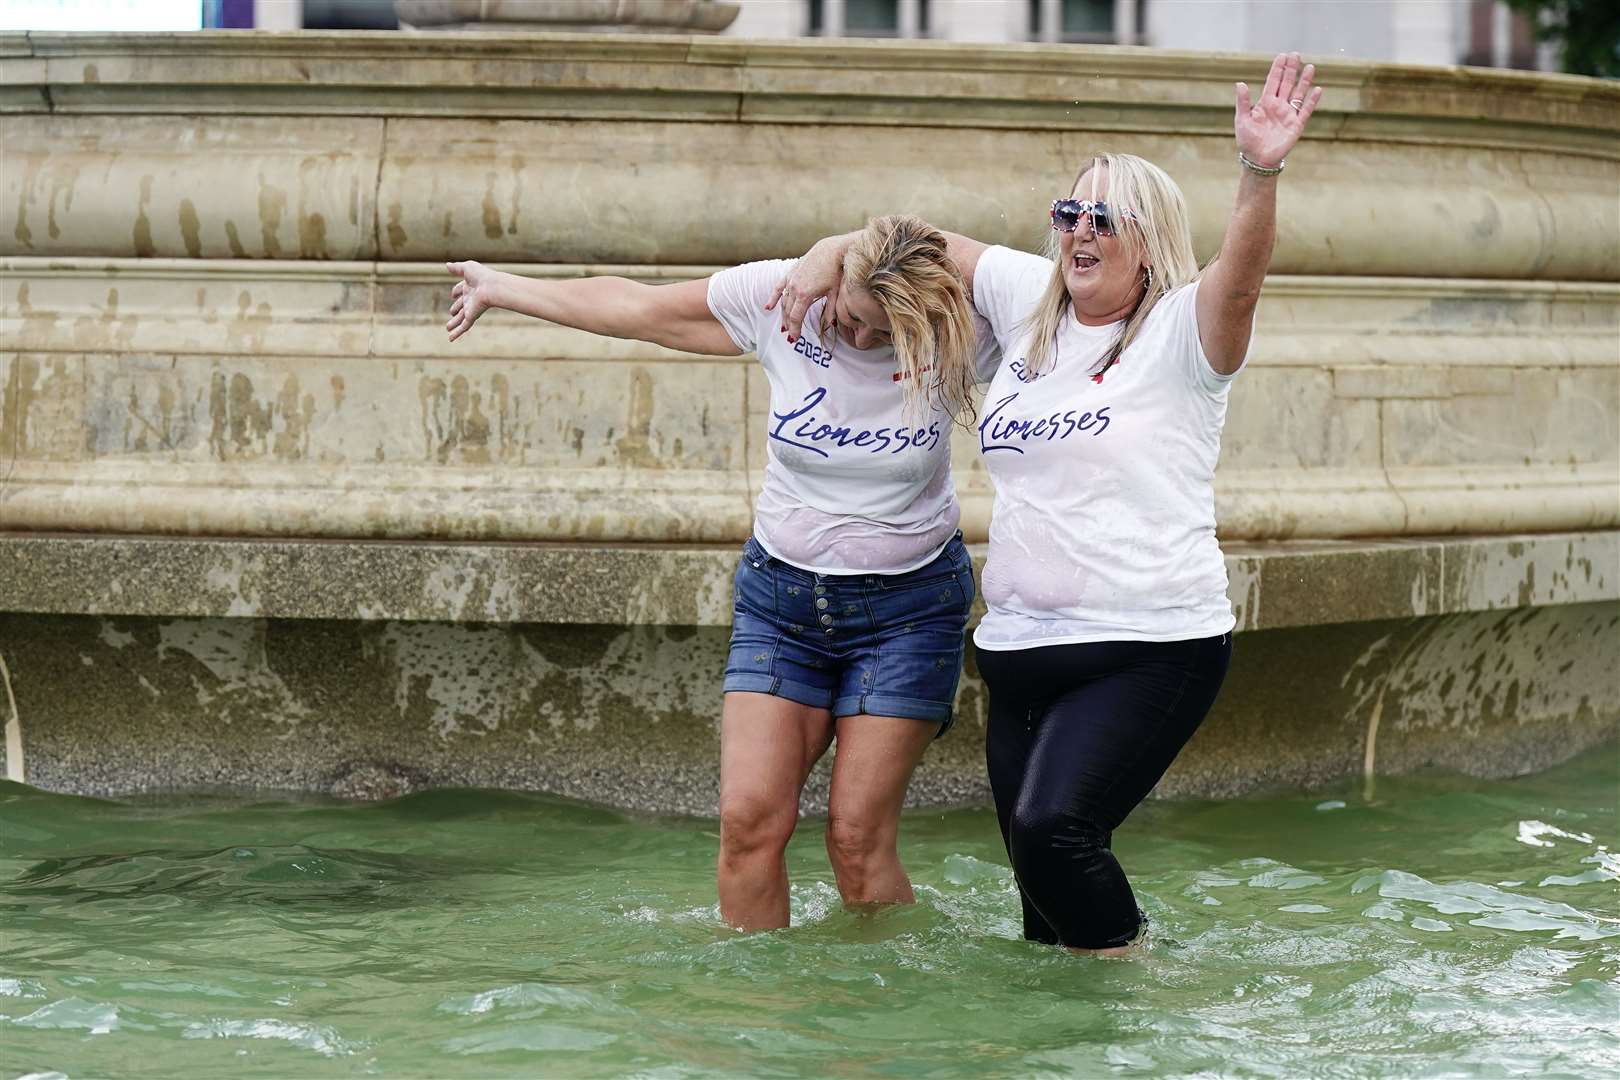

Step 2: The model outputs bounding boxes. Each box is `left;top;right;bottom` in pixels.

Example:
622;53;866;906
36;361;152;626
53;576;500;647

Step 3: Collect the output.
1021;153;1199;377
840;214;979;424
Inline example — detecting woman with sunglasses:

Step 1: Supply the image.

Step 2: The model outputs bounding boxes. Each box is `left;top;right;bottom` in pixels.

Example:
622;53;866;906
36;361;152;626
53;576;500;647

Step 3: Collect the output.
770;53;1322;953
445;215;996;932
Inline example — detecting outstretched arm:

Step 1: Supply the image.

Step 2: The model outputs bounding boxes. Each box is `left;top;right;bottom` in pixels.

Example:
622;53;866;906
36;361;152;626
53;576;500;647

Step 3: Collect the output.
765;230;989;342
1197;52;1322;376
445;260;742;356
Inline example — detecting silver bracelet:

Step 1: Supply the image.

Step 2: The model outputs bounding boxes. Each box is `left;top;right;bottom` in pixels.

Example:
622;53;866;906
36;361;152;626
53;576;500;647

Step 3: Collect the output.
1238;151;1285;176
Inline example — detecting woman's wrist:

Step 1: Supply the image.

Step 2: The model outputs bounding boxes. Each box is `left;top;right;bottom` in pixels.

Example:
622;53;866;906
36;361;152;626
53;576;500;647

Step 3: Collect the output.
485;268;517;312
1237;150;1284;176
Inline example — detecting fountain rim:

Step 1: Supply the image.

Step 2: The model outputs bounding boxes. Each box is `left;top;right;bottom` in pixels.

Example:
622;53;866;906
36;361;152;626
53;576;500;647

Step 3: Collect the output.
2;30;1615;153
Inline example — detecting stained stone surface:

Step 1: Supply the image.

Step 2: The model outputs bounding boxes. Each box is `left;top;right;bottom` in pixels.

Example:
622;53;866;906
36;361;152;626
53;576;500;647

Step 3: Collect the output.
4;33;1616;277
2;35;1616;545
1;533;1614;810
1;531;1613;629
1;33;1616;806
2;602;1614;814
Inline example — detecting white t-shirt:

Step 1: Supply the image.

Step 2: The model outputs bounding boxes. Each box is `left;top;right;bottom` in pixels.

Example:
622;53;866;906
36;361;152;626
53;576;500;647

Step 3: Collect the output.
970;245;1239;648
708;259;1000;575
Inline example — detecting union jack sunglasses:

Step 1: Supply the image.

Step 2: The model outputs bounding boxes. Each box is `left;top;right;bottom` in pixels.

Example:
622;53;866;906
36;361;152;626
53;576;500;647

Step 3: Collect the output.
1050;198;1137;237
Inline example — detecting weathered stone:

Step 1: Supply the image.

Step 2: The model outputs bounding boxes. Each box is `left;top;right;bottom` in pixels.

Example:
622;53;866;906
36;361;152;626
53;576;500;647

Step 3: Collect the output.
394;0;741;34
2;115;382;261
0;614;740;810
1441;533;1618;613
2;34;1615;278
1;599;1612;811
2;532;1613;629
0;32;1615;807
1241;539;1445;628
1165;604;1620;800
2;265;1615;542
1332;367;1452;400
0;534;742;625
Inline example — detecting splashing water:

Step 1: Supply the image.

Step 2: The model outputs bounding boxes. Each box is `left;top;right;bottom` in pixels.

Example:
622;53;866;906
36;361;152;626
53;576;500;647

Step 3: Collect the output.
2;745;1615;1078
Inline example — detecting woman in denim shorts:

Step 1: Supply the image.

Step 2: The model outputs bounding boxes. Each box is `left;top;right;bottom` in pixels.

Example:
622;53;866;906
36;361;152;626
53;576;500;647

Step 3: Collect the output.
447;215;997;930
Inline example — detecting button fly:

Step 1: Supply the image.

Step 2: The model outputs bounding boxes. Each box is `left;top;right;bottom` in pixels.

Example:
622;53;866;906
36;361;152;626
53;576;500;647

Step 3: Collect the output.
815;598;829;610
819;614;833;626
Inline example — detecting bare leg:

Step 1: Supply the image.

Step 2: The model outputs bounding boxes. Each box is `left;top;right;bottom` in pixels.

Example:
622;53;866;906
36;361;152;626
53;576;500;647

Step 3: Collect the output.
823;713;940;908
1067;915;1151;957
717;691;834;931
1068;944;1137;957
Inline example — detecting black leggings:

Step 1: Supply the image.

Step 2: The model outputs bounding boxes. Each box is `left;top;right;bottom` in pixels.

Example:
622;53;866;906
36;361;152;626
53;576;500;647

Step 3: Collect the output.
975;634;1231;949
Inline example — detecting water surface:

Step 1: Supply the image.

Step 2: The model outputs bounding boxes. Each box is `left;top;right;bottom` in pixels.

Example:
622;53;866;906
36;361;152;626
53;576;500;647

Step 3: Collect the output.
3;746;1616;1078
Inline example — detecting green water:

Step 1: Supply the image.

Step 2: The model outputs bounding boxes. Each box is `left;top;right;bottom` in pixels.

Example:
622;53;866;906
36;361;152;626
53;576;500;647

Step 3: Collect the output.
3;748;1616;1079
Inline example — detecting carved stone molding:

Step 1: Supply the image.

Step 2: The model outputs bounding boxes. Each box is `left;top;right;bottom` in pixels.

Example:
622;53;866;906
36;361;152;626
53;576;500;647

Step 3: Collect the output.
393;0;739;34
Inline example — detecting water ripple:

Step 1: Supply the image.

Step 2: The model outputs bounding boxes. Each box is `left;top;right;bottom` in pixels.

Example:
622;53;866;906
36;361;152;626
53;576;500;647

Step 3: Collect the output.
0;746;1614;1078
181;1017;362;1057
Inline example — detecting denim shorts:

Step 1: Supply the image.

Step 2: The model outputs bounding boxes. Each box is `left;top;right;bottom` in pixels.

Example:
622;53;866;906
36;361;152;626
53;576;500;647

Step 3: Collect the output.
723;534;976;731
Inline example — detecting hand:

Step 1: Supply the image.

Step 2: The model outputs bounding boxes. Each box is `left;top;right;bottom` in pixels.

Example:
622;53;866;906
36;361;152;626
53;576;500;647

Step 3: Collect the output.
1234;52;1321;170
445;260;497;343
765;234;850;342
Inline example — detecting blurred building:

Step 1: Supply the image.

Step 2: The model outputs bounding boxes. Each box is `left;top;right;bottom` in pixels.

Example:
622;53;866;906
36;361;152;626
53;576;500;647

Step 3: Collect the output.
725;0;1554;70
200;0;1555;71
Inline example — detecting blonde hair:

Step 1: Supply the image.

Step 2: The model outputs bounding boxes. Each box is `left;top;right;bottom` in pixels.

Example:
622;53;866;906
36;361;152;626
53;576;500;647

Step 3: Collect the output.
840;214;979;425
1021;153;1199;377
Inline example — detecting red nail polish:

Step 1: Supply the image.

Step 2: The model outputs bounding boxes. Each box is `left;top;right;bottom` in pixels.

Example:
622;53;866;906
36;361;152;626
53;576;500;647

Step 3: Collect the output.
787;334;796;343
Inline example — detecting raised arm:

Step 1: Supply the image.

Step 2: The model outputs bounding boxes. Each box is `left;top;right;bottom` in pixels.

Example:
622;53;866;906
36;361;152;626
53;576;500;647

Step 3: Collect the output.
445;260;741;356
766;230;988;342
1197;52;1321;376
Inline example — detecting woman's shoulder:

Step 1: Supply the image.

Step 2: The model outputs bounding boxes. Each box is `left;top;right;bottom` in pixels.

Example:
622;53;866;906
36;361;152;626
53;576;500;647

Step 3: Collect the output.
1160;276;1201;305
1141;277;1201;330
709;260;802;353
973;246;1054;329
1130;276;1232;393
978;245;1054;287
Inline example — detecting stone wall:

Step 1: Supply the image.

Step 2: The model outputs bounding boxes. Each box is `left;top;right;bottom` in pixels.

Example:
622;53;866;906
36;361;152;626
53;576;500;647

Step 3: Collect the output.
3;33;1616;545
1;32;1616;805
2;532;1614;811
